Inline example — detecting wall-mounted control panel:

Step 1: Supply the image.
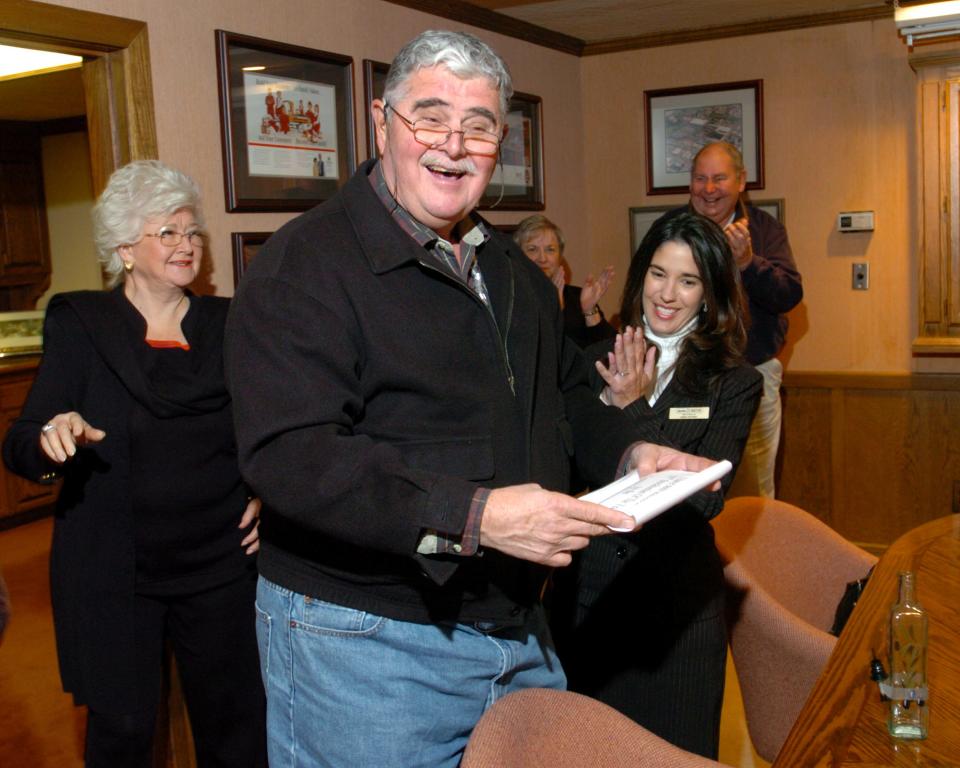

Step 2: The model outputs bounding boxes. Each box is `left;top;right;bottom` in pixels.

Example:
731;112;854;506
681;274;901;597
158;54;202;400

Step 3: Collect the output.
852;262;869;290
838;211;875;233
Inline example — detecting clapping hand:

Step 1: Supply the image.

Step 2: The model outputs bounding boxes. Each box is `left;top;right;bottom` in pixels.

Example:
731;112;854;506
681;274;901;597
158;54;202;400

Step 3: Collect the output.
723;218;753;268
595;326;656;408
579;266;615;316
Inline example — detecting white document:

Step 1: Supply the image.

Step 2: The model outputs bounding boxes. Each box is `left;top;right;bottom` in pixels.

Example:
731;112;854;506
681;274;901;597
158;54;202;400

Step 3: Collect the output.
581;460;732;531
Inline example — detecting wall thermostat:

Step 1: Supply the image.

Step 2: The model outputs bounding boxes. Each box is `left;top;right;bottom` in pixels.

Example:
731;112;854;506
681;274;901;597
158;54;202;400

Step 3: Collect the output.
837;211;875;233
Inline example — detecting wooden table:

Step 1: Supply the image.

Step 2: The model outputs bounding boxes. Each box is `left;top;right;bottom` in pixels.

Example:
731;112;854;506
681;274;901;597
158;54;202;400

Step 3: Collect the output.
774;515;960;767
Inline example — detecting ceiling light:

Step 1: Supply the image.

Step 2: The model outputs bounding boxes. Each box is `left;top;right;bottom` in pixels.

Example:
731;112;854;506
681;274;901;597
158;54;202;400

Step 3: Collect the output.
895;1;960;46
0;43;82;81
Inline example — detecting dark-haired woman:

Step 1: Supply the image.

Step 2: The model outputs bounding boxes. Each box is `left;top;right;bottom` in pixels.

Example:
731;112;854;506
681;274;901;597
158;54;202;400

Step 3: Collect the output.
552;212;762;759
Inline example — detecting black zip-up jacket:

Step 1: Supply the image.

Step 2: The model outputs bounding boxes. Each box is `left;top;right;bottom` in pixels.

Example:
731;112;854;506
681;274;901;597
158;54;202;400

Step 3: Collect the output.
225;160;642;625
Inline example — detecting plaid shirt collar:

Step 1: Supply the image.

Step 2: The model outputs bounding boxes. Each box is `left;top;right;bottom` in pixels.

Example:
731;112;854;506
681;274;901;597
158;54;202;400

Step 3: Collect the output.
368;161;490;280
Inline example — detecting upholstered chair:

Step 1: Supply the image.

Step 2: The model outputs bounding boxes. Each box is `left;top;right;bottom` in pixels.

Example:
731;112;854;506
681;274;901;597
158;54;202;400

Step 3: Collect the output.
461;687;730;768
711;497;877;762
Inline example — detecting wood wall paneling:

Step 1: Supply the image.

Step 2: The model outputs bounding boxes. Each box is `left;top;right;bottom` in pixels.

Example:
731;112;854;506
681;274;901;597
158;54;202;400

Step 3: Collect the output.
779;373;960;550
776;386;833;523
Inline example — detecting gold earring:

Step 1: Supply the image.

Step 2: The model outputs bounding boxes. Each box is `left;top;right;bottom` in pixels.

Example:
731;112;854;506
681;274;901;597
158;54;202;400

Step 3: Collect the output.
123;261;134;273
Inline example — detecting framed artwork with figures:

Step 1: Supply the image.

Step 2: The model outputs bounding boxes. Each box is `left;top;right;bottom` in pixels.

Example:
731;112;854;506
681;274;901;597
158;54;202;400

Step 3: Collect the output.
216;30;356;212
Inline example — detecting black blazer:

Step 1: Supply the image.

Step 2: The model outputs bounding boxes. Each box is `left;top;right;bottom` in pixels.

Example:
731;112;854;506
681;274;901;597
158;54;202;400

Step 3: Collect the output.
2;289;250;710
555;348;762;639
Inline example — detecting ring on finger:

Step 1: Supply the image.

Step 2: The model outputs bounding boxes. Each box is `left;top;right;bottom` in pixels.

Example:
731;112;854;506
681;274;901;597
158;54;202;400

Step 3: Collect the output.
615;370;627;377
41;423;56;434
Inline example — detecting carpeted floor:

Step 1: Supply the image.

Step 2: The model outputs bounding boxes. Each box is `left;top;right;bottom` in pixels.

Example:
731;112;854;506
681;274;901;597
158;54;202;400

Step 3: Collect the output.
0;515;84;767
0;514;768;768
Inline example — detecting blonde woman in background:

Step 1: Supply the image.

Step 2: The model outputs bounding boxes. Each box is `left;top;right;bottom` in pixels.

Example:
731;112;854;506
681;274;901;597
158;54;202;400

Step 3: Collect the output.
515;214;617;349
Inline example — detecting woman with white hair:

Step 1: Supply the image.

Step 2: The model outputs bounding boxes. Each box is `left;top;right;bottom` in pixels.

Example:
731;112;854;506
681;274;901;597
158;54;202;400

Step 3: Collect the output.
2;160;266;767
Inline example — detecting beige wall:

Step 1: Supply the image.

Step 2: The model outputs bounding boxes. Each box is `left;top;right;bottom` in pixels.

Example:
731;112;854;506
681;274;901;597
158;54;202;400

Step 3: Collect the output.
32;4;925;373
41;0;587;296
39;131;102;308
581;20;919;373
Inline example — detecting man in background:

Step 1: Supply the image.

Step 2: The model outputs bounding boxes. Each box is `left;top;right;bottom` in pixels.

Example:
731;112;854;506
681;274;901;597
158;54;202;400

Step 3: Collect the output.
667;141;802;497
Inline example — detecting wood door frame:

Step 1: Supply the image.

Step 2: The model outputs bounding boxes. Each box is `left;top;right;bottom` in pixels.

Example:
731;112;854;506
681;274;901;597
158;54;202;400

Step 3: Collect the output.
0;0;159;194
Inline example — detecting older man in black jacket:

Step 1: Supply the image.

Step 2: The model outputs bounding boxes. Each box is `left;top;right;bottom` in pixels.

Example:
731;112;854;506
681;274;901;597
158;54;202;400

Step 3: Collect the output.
226;29;714;768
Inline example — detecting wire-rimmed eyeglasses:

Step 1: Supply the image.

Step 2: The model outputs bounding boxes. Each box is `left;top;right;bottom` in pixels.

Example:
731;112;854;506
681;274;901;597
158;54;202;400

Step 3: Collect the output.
142;230;206;248
385;103;500;157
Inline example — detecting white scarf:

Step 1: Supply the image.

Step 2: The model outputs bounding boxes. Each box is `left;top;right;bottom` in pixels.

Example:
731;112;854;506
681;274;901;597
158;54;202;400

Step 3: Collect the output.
642;314;699;406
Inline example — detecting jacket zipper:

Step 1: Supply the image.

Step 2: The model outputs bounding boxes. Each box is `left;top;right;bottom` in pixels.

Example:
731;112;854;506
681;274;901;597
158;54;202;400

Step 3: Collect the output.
417;257;516;396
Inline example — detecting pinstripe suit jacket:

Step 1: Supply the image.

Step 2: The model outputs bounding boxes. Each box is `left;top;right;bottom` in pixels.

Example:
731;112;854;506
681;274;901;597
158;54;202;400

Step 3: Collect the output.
616;362;763;520
555;352;762;642
552;344;762;754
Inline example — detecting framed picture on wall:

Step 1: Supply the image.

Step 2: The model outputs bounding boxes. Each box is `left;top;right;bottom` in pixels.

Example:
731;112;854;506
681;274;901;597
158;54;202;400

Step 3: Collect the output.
362;59;390;159
0;310;44;357
215;30;357;212
231;231;272;286
644;80;764;195
628;198;784;258
628;205;675;258
480;91;545;211
750;197;784;225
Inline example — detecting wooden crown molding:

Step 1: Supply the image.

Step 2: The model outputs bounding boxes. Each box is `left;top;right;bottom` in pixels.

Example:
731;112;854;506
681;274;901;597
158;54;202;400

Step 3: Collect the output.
381;2;893;58
581;7;894;56
378;0;584;55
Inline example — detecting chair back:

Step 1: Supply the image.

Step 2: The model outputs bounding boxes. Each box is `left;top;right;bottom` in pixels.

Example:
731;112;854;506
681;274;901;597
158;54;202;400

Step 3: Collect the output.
711;497;877;761
713;497;876;630
461;688;729;768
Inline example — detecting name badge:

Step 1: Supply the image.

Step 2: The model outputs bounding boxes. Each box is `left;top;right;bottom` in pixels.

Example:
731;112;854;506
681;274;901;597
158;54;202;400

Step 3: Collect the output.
669;406;710;420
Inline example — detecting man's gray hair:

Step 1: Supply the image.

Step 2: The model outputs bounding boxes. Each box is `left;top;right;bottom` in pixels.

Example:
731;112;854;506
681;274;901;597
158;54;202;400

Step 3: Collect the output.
383;30;513;121
692;141;745;177
92;160;204;287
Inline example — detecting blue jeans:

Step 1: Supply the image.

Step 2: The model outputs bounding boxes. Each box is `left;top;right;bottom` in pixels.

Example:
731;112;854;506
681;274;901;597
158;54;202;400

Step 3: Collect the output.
255;576;565;768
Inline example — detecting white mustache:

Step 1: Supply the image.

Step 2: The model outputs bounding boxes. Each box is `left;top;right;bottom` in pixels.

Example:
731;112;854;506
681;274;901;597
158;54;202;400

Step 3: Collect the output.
420;152;478;175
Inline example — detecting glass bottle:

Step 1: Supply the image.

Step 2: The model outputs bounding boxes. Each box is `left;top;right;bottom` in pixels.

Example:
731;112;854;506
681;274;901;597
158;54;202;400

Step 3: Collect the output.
887;571;929;739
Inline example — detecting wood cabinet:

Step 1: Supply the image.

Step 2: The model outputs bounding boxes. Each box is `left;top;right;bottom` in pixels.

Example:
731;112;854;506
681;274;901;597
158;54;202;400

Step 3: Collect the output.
0;121;52;311
912;53;960;355
0;359;59;520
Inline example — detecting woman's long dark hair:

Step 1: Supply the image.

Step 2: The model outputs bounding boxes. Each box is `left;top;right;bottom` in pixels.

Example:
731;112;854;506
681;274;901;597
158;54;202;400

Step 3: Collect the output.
620;211;747;394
